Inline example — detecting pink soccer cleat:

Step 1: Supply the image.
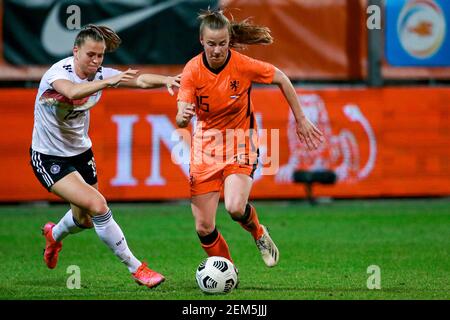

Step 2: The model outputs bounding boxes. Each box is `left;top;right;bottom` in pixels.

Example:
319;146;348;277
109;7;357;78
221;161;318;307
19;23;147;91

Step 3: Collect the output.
42;222;63;269
132;263;165;289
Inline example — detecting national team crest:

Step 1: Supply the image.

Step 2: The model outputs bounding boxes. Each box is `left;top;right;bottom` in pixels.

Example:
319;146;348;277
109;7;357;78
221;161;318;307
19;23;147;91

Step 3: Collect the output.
50;164;60;174
230;80;239;92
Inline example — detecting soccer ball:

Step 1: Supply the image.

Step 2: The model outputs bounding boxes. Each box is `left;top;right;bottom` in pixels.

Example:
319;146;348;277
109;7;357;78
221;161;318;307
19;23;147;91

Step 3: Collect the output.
195;256;238;294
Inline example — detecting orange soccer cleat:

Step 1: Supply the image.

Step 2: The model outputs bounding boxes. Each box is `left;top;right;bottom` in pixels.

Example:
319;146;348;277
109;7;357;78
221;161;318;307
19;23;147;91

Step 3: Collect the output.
132;263;165;289
42;222;63;269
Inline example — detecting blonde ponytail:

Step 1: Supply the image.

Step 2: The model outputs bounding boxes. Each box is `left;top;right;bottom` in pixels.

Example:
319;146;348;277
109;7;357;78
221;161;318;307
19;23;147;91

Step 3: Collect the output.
198;9;273;48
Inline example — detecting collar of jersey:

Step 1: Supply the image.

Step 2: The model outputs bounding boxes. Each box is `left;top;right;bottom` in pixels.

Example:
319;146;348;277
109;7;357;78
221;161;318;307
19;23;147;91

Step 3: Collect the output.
202;50;232;75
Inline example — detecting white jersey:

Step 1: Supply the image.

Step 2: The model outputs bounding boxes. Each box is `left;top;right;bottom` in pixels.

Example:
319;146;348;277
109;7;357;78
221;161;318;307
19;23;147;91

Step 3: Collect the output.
31;56;121;157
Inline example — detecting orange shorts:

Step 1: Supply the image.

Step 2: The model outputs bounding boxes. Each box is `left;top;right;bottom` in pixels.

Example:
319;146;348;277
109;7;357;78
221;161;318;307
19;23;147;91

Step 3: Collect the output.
190;163;257;196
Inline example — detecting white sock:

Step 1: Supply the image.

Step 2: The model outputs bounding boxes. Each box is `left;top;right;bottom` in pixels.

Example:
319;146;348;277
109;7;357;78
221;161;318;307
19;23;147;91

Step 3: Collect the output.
92;210;141;273
52;209;84;242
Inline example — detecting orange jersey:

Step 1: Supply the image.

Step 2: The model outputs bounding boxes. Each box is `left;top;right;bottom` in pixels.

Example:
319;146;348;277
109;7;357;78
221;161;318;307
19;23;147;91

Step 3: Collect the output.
178;49;275;167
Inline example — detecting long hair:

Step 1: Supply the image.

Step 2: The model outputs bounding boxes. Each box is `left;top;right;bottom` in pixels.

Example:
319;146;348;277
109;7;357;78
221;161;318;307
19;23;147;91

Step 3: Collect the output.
74;24;121;52
198;9;273;48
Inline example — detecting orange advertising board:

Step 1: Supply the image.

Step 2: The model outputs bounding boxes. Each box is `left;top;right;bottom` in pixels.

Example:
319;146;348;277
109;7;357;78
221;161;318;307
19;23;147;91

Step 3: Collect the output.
0;87;449;202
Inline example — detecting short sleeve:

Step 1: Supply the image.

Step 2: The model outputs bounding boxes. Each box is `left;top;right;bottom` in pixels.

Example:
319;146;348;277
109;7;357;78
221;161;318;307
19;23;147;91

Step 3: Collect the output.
102;67;122;79
46;65;71;86
240;54;275;84
177;60;197;104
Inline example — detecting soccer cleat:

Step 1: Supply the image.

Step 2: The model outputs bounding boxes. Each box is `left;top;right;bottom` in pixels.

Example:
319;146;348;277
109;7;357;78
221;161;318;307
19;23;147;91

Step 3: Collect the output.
255;225;279;267
42;222;62;269
132;263;165;289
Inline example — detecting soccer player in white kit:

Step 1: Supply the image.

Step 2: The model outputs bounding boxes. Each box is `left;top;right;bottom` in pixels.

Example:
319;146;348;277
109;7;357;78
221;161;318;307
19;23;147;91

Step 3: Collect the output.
30;25;180;289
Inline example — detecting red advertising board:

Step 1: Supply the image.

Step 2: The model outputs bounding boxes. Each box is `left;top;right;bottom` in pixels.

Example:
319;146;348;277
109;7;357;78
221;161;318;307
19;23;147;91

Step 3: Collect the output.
1;87;449;201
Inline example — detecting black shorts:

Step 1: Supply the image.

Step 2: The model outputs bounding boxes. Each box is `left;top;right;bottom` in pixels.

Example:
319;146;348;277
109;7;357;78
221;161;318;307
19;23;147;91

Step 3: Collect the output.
30;148;98;191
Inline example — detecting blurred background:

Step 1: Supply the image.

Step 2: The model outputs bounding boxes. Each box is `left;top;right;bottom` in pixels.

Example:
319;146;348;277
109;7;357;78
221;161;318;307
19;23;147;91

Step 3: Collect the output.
0;0;449;203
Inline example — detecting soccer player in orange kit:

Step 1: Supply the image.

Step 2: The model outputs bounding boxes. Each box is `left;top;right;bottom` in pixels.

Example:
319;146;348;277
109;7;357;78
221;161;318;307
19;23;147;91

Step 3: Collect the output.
176;9;323;269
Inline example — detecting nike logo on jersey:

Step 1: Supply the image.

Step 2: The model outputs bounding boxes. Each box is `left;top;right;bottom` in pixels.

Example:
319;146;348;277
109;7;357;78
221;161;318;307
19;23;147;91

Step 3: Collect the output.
41;0;186;56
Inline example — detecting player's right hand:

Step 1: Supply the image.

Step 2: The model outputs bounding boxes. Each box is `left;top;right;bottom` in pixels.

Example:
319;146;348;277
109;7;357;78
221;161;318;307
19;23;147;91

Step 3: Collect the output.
176;102;196;127
181;103;196;122
107;69;139;87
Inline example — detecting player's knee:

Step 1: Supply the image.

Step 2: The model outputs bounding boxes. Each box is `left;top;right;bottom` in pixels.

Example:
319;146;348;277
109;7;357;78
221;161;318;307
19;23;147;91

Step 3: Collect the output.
86;196;109;216
225;200;246;218
196;222;215;237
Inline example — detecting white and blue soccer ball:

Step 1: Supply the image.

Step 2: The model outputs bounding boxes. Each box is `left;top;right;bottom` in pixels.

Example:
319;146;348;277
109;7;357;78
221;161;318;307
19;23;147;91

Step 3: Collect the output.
195;256;238;294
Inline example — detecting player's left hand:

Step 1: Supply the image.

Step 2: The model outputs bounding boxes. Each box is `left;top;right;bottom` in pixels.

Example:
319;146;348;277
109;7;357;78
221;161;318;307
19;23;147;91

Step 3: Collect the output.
296;117;324;151
164;74;181;96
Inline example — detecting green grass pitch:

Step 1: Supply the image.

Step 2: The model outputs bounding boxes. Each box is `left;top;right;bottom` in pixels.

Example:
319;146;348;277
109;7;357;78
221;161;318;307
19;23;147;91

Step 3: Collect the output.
0;199;449;300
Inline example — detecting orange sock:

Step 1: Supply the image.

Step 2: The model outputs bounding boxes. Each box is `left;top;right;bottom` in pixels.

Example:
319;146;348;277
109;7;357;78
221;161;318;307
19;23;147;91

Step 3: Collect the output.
235;204;264;240
199;228;232;262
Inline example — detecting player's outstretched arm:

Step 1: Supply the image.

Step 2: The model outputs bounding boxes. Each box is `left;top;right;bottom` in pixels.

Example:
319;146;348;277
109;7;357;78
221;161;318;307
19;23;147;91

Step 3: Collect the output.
122;73;181;96
52;69;138;100
272;67;324;151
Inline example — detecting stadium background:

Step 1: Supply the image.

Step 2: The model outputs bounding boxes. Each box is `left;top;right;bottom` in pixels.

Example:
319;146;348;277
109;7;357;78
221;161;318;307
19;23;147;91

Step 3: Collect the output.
0;0;449;301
